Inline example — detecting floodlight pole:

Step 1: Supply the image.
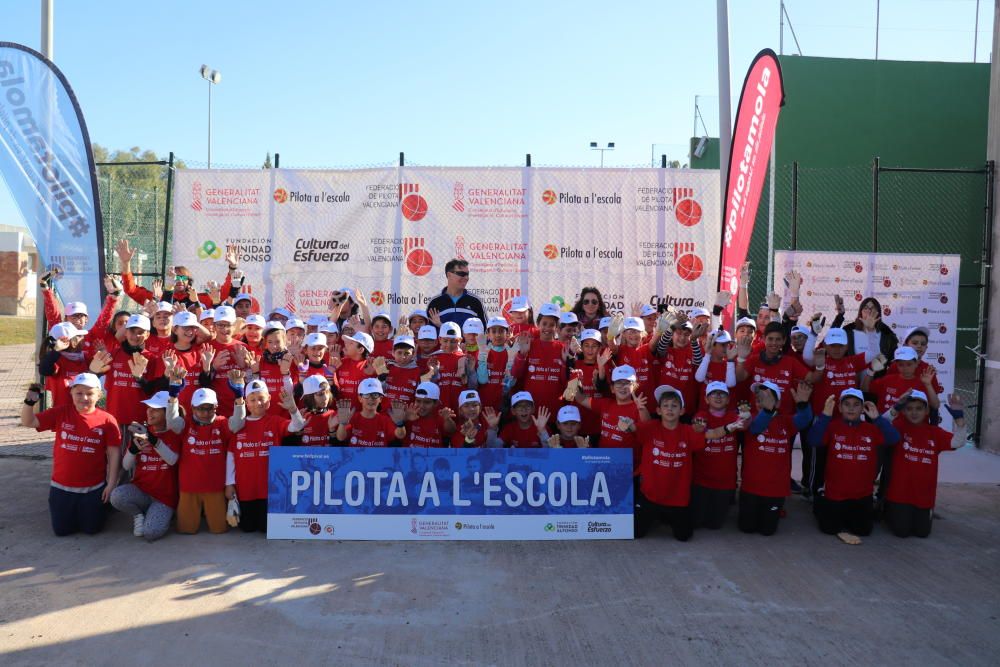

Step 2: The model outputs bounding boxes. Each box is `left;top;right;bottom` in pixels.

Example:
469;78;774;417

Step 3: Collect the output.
716;0;732;228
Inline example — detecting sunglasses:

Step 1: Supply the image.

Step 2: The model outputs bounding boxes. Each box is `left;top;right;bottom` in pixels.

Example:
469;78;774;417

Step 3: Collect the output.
450;271;470;277
582;299;599;305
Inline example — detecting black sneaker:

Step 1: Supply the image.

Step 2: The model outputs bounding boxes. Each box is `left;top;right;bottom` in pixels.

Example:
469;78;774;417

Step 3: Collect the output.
790;478;803;494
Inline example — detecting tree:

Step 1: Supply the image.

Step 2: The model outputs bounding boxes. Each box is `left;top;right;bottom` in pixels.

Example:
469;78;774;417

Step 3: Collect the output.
262;152;273;169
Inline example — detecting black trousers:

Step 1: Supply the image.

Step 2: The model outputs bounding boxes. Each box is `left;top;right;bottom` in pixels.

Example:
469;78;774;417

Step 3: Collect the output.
815;495;874;536
49;485;108;536
801;439;826;496
885;501;933;538
635;491;693;541
690;485;733;529
737;491;784;536
239;499;268;533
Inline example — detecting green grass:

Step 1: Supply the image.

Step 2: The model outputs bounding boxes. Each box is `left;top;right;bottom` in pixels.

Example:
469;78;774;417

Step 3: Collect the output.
0;317;38;345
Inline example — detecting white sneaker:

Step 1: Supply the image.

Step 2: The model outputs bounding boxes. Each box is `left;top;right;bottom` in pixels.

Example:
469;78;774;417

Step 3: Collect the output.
133;513;145;537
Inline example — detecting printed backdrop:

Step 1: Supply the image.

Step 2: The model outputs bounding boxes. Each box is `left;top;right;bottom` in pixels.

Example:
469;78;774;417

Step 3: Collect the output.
172;167;721;319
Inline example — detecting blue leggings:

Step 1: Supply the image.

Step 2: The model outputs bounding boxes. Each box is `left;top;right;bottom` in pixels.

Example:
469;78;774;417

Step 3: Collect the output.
49;485;108;536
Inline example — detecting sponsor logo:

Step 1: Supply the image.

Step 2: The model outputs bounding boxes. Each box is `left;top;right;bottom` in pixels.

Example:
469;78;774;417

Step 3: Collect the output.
649;294;706;308
544;523;555;532
674;242;703;281
541;190;622;205
293;238;350;263
451;182;527;219
224;237;272;263
189;183;261;218
544;244;558;259
587;521;612;534
453;182;465;212
197;240;223;260
673;188;702;226
191;181;203;210
325;525;334;535
274;187;349;205
273;187;288;204
309;522;321;535
454;235;467;259
371;290;386;306
399;183;428;221
404;237;433;276
547;243;622;260
542;189;557;205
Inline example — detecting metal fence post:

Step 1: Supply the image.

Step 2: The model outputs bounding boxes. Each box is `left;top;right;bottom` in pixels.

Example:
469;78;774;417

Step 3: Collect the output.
399;152;405;167
975;159;995;442
526;154;531;167
791;161;799;250
274;153;280;168
661;155;667;168
872;156;880;252
161;152;174;280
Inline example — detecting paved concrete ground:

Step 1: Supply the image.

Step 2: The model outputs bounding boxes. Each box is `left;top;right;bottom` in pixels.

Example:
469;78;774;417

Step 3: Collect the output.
1;455;998;666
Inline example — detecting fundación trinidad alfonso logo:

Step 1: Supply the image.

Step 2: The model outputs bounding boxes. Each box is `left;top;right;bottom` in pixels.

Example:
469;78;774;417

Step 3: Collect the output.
399;183;428;221
542;189;557;205
404;237;434;276
453;182;465;212
273;188;289;204
197;240;223;260
674;242;703;282
370;290;386;306
191;181;203;210
672;187;702;226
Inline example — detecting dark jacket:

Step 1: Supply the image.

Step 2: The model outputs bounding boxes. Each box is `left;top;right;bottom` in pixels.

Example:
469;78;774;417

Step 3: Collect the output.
427;288;487;328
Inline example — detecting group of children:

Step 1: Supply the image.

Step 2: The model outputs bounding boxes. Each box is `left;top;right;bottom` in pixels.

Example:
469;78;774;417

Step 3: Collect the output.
22;248;967;545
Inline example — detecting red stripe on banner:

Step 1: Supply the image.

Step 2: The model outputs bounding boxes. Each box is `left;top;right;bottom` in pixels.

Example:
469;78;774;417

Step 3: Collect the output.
717;49;785;329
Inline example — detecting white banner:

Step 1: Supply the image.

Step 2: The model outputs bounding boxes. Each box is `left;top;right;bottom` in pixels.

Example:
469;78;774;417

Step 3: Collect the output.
774;250;960;425
173;167;720;318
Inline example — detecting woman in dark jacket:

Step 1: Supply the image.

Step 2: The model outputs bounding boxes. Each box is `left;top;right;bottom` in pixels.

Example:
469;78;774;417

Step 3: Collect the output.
570;286;609;330
832;296;898;363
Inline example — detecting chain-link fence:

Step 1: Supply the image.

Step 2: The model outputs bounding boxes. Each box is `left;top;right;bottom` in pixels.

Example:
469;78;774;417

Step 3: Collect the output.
745;160;994;440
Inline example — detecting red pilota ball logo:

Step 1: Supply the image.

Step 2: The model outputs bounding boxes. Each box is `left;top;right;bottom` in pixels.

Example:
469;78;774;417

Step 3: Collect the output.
542;189;557;205
273;188;288;204
371;291;386;306
675;199;702;226
401;194;428;221
406;248;434;276
543;244;558;259
676;254;703;281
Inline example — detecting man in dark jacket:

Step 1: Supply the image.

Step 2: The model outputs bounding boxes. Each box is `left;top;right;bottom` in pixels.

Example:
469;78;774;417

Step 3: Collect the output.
426;259;487;328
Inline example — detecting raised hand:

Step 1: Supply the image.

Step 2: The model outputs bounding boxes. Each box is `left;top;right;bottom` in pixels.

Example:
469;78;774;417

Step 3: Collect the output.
630;302;644;317
547;433;562;448
372;356;389;376
870;354;887;373
483;406;501;430
692;416;707;433
739;261;751;286
655;312;671;337
562;376;581;402
438;407;456;422
921;365;937;387
115;238;134;268
162;349;177;373
691;320;709;339
172;301;187;314
607;313;625;339
201;346;216;372
766;292;781;311
823;394;837;417
205;280;221;304
224;246;238;267
791;381;813;404
597;347;613;368
427;308;442;327
460;418;478;440
404;402;419;422
533;406;551;431
785;270;803;295
352;288;367;308
456;355;468;378
278;355;293;376
616;416;635;433
737;400;752;420
813;347;826;368
863;401;880;421
227;368;246;385
516;332;531;355
142;299;158;318
726;341;739;361
168;364;187;384
150;278;164;301
88;350;112;374
860;310;879;331
389;400;407;424
833;294;845;315
212;349;231;371
810;313;825;335
567;336;582;357
52;336;70;352
735;335;753;361
947;393;965;411
714;290;732;309
279;389;297;412
632;392;648;412
336;399;354;425
128;352;149;378
103;274;123;295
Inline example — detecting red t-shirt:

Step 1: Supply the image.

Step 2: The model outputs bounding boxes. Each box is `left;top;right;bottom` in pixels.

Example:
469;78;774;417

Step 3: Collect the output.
811;353;867;417
406;413;447;447
741;412;796;498
616;343;654;402
37;405;120;488
821;419;885;501
887;359;944;394
871;372;929;414
591;397;641;473
299;409;336;446
179;416;232;493
230;414;291;500
508;322;538;339
692;409;740;490
887;419;953;509
575;362;604;437
698;359;731;413
743;353;809;413
145;335;173;357
637;420;706;506
518;339;567;418
336;358;371;408
256;357;299;416
478;347;509;410
44;352;91;409
372;338;394;360
170;344;204;410
383;364;422;407
132;431;180;508
433;350;467;413
500;421;541;448
104;347;164;427
450;415;491;448
658;345;696;415
344;412;400;447
208;339;248;417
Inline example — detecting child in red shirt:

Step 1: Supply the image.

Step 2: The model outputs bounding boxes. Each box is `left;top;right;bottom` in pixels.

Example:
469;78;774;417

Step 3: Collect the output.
22;373;121;536
497;391;542;448
334;378;407;447
885;391;967;538
450;390;496;447
691;381;748;529
334;331;377;408
379;335;423;410
405;382;457;447
431;322;468;413
297;375;338;446
572;363;651;475
510;303;569;420
475;317;513;411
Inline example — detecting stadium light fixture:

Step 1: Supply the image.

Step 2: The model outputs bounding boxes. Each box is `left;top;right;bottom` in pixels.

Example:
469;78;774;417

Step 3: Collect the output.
200;65;222;167
590;141;615;167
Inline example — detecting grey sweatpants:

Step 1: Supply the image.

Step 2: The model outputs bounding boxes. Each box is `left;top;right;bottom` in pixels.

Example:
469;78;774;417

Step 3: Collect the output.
109;483;174;542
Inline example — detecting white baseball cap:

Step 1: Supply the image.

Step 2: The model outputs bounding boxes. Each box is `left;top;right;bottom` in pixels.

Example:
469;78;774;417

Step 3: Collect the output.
751;380;782;401
233;293;253;305
486;316;509;330
125;314;150;331
417;325;438;341
839;388;864;403
394;334;416;348
908;389;929;404
70;372;101;389
285;317;305;331
304;332;328;348
611;365;637;383
462;318;485;335
244;379;269;397
214;305;237;323
690;307;711;319
735;316;757;330
639;304;657;317
319;321;340;335
49;321;87;339
409;309;429;321
141;391;170;409
712;330;733;344
371;311;392;325
557;405;581;423
199;309;215;322
538;303;561;319
301;375;329;396
191;388;219;407
825;328;849;346
65;301;88;317
269;307;293;320
155;301;173;313
580;328;603;343
458;390;481;407
173;311;209;333
654;384;685;409
306;314;329;327
623;317;644;332
894;346;918;362
559;312;579;326
705;381;730;396
346;331;375;354
790;324;811;337
415;382;440;400
510;391;534;406
358;377;384;395
244;314;266;328
904;326;931;342
439;322;462;339
508;296;530;312
598;316;612;330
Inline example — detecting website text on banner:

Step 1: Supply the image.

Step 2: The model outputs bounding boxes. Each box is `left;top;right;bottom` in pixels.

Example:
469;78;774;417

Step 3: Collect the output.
774;250;960;428
0;42;105;310
267;447;635;541
718;48;785;328
172;167;720;318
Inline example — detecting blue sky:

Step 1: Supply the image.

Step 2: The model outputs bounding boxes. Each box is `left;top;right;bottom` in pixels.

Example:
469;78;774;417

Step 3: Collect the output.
0;0;993;227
